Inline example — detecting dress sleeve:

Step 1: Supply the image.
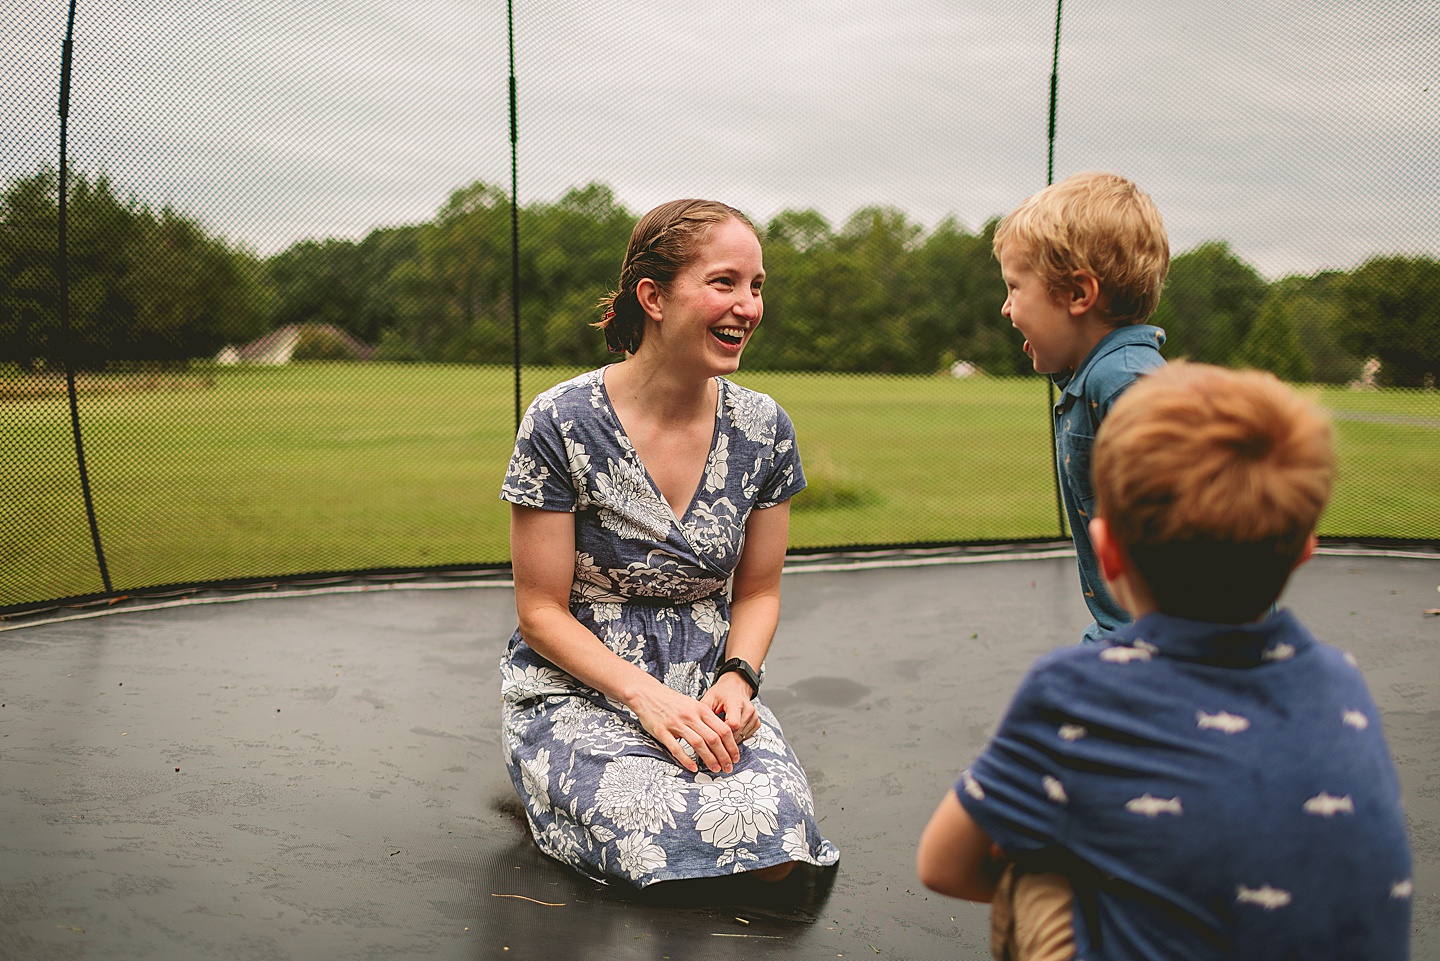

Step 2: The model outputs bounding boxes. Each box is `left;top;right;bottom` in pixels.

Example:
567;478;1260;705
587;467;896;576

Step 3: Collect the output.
754;404;808;509
954;661;1071;856
500;394;579;512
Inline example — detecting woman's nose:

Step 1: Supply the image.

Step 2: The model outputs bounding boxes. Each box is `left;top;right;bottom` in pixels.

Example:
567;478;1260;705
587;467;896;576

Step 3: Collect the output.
733;290;761;318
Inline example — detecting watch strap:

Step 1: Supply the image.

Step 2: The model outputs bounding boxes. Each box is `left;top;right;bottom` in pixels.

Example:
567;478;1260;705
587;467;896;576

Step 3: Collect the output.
715;657;760;697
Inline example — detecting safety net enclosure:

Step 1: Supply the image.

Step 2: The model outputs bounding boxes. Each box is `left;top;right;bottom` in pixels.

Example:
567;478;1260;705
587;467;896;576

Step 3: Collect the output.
3;1;1437;611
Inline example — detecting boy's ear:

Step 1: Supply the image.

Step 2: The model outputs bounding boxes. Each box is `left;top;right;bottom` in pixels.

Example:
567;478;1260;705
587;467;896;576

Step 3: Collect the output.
1067;271;1102;316
1089;518;1127;583
637;277;664;322
1294;532;1318;570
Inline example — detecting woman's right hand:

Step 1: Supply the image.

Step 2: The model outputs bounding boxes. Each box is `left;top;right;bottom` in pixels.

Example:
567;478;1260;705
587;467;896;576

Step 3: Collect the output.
631;681;741;775
511;505;740;774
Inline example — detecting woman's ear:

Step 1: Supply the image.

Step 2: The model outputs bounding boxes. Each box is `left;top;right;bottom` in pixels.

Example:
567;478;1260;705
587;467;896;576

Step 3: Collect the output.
636;277;664;323
1067;270;1102;316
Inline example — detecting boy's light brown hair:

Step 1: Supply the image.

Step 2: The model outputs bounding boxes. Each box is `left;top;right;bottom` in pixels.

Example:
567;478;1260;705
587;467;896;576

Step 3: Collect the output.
1092;362;1334;623
993;171;1170;326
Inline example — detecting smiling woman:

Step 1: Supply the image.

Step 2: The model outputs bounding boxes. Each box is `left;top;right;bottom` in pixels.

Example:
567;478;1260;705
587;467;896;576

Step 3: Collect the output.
498;199;839;890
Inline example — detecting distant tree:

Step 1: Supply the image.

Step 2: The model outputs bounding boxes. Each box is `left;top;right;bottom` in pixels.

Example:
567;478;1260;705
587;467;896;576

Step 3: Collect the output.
765;208;833;253
381;181;513;364
265;225;419;344
745;209;839;371
1152;241;1268;366
1247;272;1357;384
522;183;634;366
123;205;269;362
291;325;361;361
1238;292;1312;381
0;168;262;368
755;210;1008;374
832;206;927;373
909;216;1019;375
0;170;61;368
1337;255;1440;388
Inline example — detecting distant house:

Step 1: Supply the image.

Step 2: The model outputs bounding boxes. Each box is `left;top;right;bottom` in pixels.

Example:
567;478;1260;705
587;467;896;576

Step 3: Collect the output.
1346;357;1381;391
216;324;375;365
949;360;981;378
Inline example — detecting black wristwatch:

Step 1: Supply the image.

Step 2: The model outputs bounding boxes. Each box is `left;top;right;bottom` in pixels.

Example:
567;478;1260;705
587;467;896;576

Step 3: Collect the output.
715;657;761;697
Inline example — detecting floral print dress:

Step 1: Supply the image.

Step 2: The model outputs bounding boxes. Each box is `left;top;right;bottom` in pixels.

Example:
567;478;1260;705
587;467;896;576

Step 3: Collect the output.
499;367;840;887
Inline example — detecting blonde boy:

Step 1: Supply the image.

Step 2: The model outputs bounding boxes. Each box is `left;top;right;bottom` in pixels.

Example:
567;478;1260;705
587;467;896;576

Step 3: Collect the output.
994;172;1170;642
918;363;1412;960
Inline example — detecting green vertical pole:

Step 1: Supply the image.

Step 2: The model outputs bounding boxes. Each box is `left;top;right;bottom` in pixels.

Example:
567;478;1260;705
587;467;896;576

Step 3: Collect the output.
58;0;112;594
508;0;522;433
1045;0;1067;539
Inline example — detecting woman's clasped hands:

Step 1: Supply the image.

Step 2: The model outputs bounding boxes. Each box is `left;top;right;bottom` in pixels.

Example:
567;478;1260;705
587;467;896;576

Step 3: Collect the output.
632;671;759;774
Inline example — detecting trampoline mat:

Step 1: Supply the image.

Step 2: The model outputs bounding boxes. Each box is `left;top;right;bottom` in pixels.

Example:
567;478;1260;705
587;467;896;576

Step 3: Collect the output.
1;549;1436;960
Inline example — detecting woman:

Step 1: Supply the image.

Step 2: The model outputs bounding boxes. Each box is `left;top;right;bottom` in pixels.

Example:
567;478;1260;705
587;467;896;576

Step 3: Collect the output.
499;198;839;888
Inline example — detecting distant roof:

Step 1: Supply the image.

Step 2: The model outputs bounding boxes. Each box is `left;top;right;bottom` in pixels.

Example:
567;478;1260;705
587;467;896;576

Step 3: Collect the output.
217;324;374;365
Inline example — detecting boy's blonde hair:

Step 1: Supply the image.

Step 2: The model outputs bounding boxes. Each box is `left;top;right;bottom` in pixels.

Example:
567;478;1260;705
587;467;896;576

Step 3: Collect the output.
993;172;1170;326
1093;363;1334;622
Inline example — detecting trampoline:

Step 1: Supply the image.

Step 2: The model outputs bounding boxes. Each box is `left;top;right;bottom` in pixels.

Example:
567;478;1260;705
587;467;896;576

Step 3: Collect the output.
1;545;1436;960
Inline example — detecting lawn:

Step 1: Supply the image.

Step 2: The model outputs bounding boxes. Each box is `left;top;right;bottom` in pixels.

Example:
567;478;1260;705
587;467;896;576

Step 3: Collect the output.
3;364;1436;608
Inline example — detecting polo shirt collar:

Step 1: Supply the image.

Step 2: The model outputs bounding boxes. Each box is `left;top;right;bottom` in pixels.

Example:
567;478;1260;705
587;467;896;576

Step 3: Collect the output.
1112;608;1311;668
1051;324;1166;401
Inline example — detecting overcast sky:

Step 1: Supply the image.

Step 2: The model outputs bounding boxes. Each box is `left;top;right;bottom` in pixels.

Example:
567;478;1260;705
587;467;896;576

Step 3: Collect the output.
6;0;1438;278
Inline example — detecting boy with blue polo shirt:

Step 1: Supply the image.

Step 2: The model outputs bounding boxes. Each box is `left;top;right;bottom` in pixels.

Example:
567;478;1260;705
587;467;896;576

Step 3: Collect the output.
994;171;1170;643
917;362;1413;960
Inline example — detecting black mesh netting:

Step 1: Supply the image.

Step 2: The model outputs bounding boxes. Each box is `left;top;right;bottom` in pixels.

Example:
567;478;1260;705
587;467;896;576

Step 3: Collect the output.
4;0;1437;610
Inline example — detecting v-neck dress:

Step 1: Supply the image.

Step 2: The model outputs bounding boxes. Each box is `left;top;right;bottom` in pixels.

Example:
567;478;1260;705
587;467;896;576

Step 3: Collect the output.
499;367;840;887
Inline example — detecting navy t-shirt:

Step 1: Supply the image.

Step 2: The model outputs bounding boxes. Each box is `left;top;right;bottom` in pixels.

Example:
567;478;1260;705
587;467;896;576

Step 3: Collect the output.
957;610;1412;960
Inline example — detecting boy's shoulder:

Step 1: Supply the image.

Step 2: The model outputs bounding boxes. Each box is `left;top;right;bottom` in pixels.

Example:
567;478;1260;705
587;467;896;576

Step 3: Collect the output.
1062;324;1166;409
1024;610;1318;686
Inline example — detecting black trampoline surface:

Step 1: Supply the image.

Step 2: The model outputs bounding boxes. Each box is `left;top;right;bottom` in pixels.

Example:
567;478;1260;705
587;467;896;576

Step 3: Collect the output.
2;547;1437;961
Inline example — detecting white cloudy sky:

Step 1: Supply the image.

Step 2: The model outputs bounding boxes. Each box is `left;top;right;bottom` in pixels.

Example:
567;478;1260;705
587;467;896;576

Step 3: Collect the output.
6;0;1438;278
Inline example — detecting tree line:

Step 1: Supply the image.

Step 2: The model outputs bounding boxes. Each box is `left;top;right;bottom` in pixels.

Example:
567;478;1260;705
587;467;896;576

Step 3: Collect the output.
3;168;1438;386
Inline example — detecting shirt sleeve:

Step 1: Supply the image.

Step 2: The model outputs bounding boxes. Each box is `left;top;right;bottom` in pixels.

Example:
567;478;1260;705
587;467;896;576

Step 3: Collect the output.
955;660;1073;856
499;394;579;512
754;403;807;508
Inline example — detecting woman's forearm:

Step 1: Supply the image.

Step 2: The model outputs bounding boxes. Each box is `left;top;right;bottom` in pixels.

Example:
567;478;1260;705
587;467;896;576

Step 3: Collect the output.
722;590;779;671
516;603;662;705
511;504;666;707
722;501;791;672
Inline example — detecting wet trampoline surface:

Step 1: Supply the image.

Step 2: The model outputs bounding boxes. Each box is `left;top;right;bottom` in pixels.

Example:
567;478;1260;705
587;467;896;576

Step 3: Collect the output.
2;548;1436;960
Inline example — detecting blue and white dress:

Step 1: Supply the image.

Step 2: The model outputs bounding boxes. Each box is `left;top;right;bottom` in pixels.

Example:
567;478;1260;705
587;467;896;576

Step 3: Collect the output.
499;367;840;887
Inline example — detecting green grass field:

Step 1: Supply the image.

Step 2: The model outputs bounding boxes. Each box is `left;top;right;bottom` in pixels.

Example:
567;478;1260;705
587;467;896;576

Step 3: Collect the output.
3;363;1436;607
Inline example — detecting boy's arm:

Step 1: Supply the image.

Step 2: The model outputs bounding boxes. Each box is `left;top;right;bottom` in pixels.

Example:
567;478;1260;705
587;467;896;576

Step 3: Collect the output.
916;788;1003;902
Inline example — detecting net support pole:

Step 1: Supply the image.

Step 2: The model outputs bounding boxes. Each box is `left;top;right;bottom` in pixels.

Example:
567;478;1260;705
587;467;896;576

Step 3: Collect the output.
1045;0;1067;540
57;0;112;594
507;0;522;434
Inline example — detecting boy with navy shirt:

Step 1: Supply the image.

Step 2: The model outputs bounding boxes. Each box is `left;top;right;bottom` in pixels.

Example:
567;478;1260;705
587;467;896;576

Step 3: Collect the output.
994;171;1170;643
917;363;1412;960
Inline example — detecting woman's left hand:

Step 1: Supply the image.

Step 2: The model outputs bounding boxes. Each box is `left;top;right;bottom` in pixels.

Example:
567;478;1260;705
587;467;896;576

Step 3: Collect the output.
702;671;760;743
